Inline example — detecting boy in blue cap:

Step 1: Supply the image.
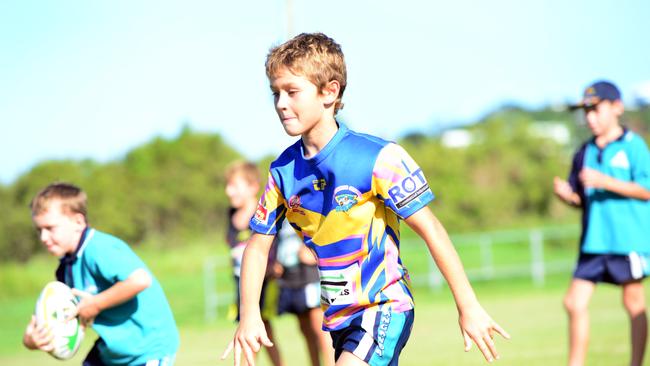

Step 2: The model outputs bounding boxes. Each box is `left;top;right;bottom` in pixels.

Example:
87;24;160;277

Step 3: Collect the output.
23;182;179;365
222;32;509;366
554;80;650;366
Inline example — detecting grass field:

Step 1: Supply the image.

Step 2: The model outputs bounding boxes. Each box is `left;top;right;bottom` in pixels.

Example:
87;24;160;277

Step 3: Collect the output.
0;230;645;365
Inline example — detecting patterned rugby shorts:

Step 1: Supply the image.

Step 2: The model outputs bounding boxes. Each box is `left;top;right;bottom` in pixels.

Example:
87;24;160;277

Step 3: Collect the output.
330;309;414;366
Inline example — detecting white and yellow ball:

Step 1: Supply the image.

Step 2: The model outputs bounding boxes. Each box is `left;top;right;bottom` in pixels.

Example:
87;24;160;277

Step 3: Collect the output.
34;281;85;360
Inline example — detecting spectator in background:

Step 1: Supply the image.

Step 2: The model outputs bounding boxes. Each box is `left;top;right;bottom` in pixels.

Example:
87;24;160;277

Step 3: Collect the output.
225;161;283;366
555;80;650;366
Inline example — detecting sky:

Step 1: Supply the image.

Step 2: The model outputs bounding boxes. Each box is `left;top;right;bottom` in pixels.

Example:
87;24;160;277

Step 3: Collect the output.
1;0;649;184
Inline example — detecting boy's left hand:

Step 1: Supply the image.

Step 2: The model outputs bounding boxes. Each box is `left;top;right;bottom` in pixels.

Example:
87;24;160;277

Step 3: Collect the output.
458;305;510;363
70;289;101;326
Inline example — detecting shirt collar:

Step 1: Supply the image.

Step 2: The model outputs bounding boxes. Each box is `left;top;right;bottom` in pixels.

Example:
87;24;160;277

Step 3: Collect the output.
300;121;347;165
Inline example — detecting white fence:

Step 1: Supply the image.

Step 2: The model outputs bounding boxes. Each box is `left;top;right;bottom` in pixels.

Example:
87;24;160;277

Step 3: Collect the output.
202;256;230;323
203;225;580;322
415;226;579;289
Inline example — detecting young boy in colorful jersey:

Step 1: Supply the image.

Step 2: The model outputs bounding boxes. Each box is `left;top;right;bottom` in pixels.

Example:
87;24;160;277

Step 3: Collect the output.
554;81;650;366
23;182;179;365
221;32;509;366
225;161;284;366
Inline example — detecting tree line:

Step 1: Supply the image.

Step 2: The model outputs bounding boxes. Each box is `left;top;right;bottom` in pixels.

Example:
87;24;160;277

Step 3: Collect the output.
2;108;649;262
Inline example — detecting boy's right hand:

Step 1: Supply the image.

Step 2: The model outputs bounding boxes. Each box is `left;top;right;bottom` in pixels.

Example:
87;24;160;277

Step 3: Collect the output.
553;176;579;205
221;315;273;366
23;315;54;352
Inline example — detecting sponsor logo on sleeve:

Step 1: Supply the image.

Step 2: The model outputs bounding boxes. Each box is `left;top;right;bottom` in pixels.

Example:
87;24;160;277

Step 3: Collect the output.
253;201;268;224
388;168;429;209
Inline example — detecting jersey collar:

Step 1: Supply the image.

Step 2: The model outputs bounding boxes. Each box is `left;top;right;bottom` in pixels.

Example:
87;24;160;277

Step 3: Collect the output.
300;121;347;165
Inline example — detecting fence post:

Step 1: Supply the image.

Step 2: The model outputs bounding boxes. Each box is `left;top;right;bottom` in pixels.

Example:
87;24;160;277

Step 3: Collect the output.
530;230;545;286
428;256;443;290
480;235;494;279
203;256;219;322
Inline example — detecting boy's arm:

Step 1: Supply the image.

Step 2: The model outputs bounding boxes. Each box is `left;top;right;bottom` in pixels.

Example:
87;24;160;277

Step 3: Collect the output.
579;168;650;200
405;207;510;363
71;268;151;325
553;177;582;207
222;232;276;366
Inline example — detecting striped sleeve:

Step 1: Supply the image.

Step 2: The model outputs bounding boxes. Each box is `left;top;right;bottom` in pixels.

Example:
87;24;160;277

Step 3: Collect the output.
371;143;434;219
250;171;287;235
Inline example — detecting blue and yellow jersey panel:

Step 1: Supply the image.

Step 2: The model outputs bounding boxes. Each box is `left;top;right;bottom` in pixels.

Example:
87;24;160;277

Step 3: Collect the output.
250;123;434;331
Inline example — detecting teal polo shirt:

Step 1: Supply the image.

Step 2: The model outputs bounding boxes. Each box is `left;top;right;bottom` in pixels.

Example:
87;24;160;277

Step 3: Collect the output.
69;229;179;365
570;130;650;254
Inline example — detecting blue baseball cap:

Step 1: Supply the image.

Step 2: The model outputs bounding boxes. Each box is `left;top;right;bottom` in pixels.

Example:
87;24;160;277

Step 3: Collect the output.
569;80;621;110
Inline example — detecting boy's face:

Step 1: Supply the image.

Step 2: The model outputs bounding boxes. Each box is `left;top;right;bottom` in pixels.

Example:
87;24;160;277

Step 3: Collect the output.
270;67;335;137
32;201;86;257
225;174;259;208
584;100;624;137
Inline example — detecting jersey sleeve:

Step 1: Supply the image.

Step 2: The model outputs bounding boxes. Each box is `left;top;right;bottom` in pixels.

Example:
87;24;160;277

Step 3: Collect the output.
249;171;287;235
86;238;148;283
372;143;434;219
568;143;587;200
631;137;650;191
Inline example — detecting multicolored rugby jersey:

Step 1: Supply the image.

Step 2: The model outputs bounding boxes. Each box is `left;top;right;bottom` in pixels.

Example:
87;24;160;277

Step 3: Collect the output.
250;123;434;331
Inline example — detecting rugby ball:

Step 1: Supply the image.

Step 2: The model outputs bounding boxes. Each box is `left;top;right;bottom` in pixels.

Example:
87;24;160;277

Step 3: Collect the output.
34;281;84;360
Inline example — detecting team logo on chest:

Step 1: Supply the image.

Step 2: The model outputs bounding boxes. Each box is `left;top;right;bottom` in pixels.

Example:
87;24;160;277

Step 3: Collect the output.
610;150;630;169
333;185;362;212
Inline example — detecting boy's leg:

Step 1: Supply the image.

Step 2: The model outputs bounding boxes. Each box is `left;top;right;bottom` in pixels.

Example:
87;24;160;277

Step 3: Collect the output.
310;308;335;366
298;308;335;366
563;279;596;366
622;281;647;366
335;351;370;366
259;278;283;366
263;320;284;366
298;311;322;366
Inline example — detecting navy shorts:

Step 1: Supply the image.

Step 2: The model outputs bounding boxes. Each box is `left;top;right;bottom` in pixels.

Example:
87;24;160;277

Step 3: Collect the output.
574;252;648;285
82;340;106;366
277;282;321;315
330;310;414;366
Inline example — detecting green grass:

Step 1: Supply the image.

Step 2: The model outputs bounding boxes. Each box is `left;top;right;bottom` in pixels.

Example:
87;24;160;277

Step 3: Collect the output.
1;281;640;365
1;228;645;365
